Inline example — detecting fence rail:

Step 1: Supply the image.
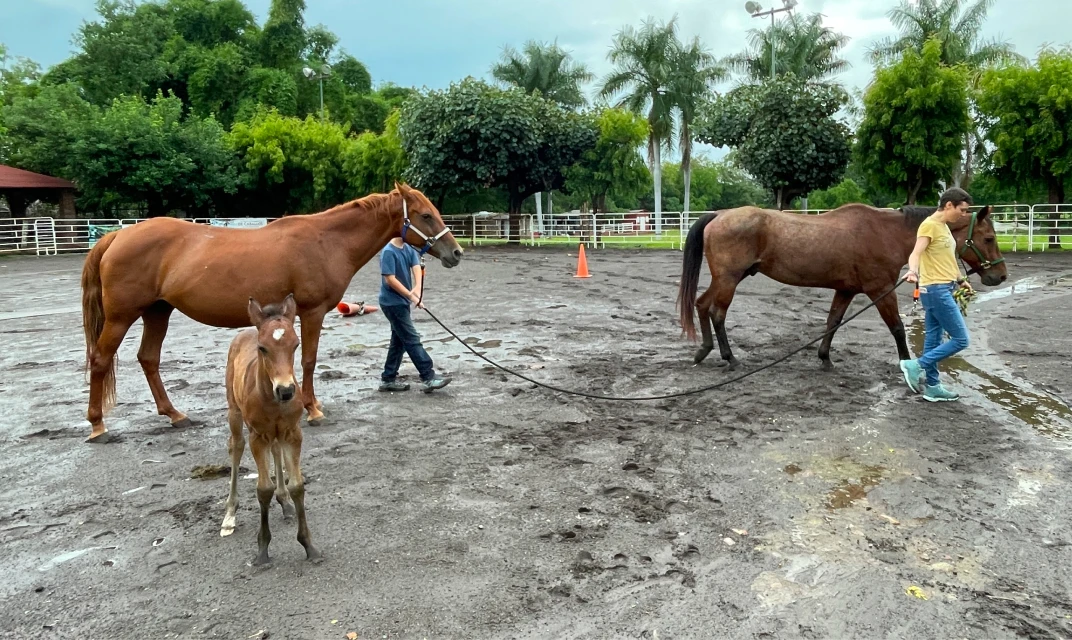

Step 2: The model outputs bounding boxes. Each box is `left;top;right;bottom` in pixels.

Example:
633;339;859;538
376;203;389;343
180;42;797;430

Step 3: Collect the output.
2;205;1070;256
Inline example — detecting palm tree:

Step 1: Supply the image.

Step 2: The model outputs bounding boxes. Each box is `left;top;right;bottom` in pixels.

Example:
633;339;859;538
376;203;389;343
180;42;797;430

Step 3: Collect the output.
490;39;594;109
868;0;1023;188
668;36;727;215
600;16;679;234
725;12;850;83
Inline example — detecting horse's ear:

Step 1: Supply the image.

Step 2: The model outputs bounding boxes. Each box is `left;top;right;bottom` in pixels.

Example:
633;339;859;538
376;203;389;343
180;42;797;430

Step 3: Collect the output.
394;180;408;193
282;293;297;322
977;205;992;222
248;297;266;326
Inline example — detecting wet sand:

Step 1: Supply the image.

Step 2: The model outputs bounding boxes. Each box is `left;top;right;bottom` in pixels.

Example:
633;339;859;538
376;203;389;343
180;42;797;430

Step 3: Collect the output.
1;248;1071;639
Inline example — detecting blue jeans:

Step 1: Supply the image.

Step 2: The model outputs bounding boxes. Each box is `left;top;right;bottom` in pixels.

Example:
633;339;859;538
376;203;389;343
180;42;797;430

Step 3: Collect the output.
918;282;969;386
381;304;436;382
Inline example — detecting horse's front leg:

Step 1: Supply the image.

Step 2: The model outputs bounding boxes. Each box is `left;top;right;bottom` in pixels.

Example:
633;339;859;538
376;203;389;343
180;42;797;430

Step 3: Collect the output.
298;311;326;424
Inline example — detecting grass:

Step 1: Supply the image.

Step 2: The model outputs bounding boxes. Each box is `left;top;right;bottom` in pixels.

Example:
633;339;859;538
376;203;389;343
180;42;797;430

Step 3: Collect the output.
997;233;1072;252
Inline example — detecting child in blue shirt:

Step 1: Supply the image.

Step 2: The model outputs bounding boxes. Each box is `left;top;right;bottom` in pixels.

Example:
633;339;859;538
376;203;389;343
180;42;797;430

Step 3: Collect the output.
377;238;451;393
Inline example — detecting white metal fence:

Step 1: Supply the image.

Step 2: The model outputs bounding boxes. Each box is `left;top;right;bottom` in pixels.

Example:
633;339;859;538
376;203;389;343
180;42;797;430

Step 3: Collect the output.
1;205;1069;256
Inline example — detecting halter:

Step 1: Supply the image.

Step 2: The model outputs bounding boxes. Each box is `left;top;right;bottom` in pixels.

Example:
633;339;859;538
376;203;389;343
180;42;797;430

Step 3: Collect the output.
400;198;451;257
957;210;1005;275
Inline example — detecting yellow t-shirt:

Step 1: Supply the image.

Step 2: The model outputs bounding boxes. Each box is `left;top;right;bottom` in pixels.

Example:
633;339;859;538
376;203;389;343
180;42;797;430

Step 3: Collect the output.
918;213;961;285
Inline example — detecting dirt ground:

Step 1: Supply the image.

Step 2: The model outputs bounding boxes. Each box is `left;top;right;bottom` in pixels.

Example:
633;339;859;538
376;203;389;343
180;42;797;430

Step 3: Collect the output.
1;246;1071;640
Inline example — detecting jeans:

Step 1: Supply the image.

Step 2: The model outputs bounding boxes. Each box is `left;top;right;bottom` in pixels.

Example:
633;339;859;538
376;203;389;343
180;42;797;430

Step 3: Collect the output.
381;304;436;382
918;282;970;386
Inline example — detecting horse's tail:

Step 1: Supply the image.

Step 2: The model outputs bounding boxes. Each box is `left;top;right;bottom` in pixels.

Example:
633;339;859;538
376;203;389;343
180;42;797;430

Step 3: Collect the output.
677;212;718;341
82;231;119;412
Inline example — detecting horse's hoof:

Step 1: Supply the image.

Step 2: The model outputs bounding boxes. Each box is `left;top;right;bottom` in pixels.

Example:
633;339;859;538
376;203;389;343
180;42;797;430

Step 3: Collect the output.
281;503;297;521
693;346;713;364
172;417;194;429
86;430;122;444
251;553;271;567
306;548;324;564
726;359;741;371
820;360;834;372
306;414;325;426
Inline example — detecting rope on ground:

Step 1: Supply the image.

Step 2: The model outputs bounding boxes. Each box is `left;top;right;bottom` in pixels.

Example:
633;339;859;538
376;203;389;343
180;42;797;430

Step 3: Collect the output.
419;276;909;402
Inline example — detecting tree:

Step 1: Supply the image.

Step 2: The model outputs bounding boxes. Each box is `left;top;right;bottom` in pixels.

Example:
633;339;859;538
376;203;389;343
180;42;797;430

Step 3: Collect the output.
228;107;353;215
343;109;406;196
260;0;306;68
333;55;372;94
978;47;1072;247
725;12;850;83
398;78;596;240
854;39;970;205
490;39;593;109
869;0;1022;189
697;75;852;209
668;35;726;214
565;108;649;212
1;84;98;182
600;16;678;232
798;177;868;210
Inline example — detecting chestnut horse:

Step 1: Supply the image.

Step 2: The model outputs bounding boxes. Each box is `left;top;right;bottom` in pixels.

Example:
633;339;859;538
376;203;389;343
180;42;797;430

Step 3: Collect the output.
220;294;321;565
81;183;462;443
677;204;1008;370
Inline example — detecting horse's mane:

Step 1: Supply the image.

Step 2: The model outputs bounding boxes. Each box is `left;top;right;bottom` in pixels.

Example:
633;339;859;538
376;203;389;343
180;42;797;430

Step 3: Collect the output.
898;205;938;228
319;192;394;216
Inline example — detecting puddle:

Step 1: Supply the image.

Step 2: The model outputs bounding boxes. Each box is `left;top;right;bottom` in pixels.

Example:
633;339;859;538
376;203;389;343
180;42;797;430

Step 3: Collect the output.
463;337;502;348
906;322;1072;438
783;463;802;475
0;305;81;321
38;547;100;572
972;275;1071;304
826;472;883;509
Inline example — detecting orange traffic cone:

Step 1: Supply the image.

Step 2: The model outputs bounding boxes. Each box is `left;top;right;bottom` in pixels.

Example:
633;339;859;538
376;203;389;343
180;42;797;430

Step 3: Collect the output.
337;301;378;317
574;244;592;278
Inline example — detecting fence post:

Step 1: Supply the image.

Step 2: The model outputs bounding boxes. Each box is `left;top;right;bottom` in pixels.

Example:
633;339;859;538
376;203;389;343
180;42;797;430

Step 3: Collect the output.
680;212;689;251
470;214;476;247
528;215;535;247
1028;205;1034;253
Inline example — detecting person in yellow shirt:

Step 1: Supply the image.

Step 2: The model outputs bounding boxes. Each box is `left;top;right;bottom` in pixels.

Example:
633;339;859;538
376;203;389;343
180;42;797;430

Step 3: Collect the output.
899;187;975;401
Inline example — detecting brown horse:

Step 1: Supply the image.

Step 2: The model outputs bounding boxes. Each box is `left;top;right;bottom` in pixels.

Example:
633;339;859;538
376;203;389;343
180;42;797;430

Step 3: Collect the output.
220;294;320;565
677;204;1008;370
81;182;462;442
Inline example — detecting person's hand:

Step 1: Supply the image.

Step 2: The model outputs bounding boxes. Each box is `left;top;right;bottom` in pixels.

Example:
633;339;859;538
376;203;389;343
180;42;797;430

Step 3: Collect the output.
905;270;918;284
958;279;974;295
409;292;425;309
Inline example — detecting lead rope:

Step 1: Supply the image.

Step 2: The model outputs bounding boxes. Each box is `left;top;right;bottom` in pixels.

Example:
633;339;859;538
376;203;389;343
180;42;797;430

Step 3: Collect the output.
414;265;909;402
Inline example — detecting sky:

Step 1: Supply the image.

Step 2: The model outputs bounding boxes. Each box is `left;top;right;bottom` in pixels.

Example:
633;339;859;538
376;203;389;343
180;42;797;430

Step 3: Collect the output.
1;0;1068;161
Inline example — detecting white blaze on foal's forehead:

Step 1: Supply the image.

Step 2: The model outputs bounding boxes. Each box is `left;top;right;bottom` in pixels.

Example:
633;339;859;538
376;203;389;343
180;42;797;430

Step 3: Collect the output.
272;328;285;341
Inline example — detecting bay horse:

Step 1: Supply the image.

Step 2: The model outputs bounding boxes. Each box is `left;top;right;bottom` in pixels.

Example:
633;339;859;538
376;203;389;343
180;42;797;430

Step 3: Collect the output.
81;182;462;443
677;204;1008;370
220;294;321;565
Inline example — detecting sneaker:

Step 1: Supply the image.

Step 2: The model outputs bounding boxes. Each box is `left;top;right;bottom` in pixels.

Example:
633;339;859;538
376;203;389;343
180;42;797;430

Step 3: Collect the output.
378;380;410;392
421;376;452;393
923;384;960;402
899;359;924;394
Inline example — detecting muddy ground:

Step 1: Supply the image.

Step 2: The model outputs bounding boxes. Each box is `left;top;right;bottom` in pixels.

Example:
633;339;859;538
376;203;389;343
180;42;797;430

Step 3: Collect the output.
1;247;1071;640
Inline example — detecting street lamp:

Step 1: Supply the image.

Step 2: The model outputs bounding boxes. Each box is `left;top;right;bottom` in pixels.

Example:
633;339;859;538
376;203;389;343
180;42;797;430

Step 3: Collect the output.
302;64;332;120
745;0;798;80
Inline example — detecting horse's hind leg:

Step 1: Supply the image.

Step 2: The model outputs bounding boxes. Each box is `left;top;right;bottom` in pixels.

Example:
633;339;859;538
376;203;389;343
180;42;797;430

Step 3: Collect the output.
220;406;244;537
272;441;296;520
818;291;856;371
87;316;138;442
693;289;717;364
867;288;910;361
138;302;191;428
283;428;322;562
709;275;742;370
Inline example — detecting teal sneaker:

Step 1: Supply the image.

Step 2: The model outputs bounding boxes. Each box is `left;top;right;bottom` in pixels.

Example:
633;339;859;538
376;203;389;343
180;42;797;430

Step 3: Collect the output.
899;359;924;394
378;380;410;392
421;376;452;393
923;384;960;402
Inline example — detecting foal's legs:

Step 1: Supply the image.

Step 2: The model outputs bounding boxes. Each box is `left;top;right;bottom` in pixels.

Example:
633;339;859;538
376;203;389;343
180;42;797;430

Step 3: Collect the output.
866;288;910;361
250;434;275;566
817;290;857;371
283;428;322;562
87;315;139;441
272;441;296;520
298;312;326;424
220;406;245;537
137;302;191;428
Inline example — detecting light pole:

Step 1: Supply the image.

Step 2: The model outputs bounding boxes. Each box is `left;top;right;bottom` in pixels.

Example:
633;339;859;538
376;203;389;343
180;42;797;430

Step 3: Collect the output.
744;0;797;80
302;64;332;120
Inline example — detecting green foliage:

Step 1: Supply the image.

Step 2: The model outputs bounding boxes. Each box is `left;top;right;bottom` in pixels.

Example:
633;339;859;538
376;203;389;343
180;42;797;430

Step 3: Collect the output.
228;107;352;215
726;12;851;83
260;0;306;68
1;84;98;180
333;55;372;94
798;177;869;210
653;157;769;211
978;47;1072;204
343;110;406;195
398;78;597;213
237;67;298;118
490;39;593;109
697;75;852;208
854;38;970;204
565;108;650;211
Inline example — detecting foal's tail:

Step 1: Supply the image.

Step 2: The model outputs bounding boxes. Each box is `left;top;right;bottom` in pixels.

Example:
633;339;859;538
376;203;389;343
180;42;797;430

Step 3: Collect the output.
677;212;718;341
82;231;119;412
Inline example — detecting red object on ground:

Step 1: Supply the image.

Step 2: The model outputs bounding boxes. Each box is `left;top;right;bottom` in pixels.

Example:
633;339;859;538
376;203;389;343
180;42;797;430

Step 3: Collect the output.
337;301;378;317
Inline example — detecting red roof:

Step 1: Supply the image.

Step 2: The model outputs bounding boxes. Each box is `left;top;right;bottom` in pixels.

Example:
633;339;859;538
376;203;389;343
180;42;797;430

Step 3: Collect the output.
0;165;76;189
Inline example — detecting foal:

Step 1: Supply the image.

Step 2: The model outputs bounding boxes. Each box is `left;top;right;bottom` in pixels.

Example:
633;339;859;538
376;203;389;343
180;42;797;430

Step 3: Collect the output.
220;294;322;565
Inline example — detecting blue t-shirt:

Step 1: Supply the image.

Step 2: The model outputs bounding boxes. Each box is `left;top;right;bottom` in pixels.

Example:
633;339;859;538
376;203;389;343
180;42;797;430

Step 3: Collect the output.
378;242;420;307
